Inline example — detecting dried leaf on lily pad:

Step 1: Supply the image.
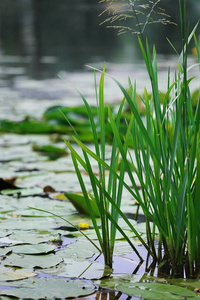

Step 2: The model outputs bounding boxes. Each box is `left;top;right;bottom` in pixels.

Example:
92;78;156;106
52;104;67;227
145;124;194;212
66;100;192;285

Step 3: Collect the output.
116;282;196;300
0;276;96;299
4;253;63;269
65;192;100;217
0;266;36;281
9;244;55;255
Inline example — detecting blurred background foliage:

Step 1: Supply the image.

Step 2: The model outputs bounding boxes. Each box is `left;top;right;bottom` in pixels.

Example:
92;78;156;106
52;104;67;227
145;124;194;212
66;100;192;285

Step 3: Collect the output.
0;0;199;78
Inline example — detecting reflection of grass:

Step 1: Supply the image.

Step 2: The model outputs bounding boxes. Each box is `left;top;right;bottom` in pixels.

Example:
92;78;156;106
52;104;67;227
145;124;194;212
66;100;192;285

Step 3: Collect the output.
65;0;200;277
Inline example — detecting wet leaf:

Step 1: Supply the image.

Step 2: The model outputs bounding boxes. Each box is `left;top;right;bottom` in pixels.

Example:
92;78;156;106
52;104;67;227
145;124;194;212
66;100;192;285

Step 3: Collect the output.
0;276;95;299
0;266;36;281
9;244;55;255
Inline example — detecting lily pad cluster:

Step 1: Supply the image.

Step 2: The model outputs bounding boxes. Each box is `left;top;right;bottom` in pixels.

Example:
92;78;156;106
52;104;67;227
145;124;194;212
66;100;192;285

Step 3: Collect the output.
0;103;146;146
1;106;200;298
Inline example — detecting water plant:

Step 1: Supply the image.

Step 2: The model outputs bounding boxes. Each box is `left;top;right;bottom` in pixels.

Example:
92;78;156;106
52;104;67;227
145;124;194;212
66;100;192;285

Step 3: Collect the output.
65;0;200;278
64;67;146;268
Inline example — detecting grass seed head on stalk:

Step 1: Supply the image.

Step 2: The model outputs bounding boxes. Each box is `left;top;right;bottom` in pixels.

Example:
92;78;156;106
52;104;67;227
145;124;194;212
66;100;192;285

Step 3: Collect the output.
99;0;176;35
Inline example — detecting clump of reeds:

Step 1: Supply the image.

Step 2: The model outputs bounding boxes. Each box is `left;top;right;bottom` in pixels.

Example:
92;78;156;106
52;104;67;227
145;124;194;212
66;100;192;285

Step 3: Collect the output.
65;0;200;278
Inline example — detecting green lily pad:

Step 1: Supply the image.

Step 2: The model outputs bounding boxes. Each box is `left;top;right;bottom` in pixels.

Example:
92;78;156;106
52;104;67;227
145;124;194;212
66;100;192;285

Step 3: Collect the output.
0;276;95;299
116;282;196;300
10;244;55;255
32;143;68;160
1;187;43;197
43;258;112;279
4;253;63;269
0;266;36;281
95;273;143;289
43;105;99;124
0;217;57;231
65;192;100;217
0;248;12;256
167;277;200;290
0;119;67;134
56;245;95;259
7;232;51;245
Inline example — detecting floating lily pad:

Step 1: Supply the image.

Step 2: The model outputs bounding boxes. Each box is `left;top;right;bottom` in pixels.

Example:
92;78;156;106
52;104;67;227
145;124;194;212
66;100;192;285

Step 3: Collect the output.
2;232;50;245
0;276;95;299
4;253;63;269
56;245;95;259
0;266;36;281
0;248;12;256
10;244;55;255
43;258;112;279
167;277;200;290
43;105;100;124
1;187;43;197
0;217;57;231
0;119;67;134
116;282;196;300
95;273;143;289
32;143;68;159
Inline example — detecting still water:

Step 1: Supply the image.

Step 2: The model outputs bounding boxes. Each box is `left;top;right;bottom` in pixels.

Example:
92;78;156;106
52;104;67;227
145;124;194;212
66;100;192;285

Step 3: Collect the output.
0;0;199;79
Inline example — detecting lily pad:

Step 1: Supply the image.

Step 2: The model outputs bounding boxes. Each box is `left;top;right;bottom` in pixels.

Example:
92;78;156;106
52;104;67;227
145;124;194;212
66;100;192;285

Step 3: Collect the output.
0;266;36;281
43;104;100;124
32;143;68;159
0;276;95;299
7;232;51;245
65;192;100;217
0;119;67;134
0;217;57;231
116;282;196;300
95;273;143;289
56;245;95;259
4;253;63;269
9;244;55;255
43;258;112;279
0;248;12;256
1;187;43;197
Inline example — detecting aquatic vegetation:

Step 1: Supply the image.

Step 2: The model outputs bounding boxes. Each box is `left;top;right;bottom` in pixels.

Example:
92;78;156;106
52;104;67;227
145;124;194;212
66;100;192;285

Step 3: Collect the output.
65;0;200;277
65;67;145;268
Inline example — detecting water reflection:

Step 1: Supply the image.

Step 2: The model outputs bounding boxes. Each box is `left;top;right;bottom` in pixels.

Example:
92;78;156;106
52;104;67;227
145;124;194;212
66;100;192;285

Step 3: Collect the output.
0;0;199;79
